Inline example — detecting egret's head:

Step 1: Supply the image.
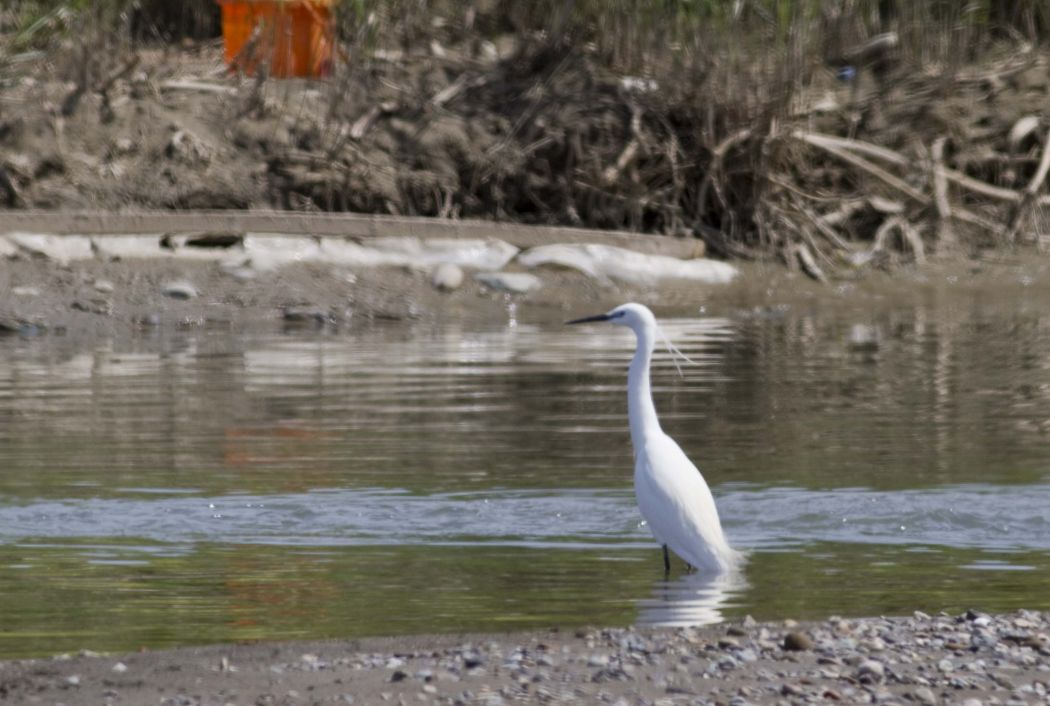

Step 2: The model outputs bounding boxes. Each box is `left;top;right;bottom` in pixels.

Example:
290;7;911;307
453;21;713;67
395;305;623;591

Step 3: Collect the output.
566;302;656;332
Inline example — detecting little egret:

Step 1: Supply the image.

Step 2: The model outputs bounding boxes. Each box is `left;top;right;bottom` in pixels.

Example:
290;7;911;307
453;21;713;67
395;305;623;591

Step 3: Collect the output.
568;303;739;575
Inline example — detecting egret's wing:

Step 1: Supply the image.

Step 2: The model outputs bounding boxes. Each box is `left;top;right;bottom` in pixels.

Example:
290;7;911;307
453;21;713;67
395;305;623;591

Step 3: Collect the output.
634;433;730;571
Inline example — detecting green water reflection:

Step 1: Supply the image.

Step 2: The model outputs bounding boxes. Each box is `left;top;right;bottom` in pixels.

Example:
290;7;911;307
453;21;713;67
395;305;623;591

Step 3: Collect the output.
2;541;1048;658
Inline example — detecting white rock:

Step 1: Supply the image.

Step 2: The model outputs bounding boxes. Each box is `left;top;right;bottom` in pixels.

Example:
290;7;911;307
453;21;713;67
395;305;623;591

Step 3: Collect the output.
162;280;198;300
474;271;542;294
0;236;18;258
112;662;128;673
431;263;464;291
11;286;40;296
6;233;93;264
517;243;737;286
92;235;168;260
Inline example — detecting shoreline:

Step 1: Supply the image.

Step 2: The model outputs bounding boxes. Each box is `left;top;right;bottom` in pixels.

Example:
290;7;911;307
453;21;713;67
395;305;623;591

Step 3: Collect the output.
1;611;1046;705
0;210;701;257
4;219;1050;349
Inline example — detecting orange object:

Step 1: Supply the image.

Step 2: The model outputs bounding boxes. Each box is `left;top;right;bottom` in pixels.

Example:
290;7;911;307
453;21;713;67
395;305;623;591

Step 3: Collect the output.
217;0;335;78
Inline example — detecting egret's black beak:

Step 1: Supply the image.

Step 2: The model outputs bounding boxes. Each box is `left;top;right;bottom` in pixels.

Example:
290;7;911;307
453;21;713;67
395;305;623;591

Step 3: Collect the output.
566;313;611;325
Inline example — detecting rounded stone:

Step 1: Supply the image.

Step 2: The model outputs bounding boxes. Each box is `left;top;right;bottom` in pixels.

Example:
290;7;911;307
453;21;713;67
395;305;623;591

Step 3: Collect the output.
161;280;198;300
431;263;465;292
783;632;814;651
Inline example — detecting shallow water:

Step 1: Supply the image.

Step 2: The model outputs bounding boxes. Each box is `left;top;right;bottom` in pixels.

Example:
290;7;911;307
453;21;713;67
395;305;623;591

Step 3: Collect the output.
3;272;1050;657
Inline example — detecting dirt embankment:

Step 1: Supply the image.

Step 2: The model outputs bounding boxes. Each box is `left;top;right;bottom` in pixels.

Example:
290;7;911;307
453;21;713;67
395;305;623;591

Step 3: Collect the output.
2;36;1049;278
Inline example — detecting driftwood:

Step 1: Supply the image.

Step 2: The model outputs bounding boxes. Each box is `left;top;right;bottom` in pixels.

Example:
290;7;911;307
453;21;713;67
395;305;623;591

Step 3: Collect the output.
160;80;239;96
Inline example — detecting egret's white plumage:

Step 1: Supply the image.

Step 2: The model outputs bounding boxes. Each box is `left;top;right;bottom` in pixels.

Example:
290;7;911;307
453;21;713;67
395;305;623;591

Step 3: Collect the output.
569;303;739;574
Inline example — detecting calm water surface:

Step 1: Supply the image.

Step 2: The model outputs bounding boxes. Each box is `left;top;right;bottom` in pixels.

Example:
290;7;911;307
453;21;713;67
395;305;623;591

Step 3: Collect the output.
2;271;1050;657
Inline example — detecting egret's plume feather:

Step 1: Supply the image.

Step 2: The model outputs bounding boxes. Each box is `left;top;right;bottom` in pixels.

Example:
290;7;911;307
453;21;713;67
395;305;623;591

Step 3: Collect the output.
657;324;697;377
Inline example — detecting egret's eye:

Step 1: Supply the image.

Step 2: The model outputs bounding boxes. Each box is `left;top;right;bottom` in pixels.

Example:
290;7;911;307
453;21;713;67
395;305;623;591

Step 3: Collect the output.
610;311;626;319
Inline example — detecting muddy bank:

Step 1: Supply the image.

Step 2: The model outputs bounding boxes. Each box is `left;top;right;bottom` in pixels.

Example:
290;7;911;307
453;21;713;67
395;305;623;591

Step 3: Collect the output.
0;210;748;341
4;227;1048;350
1;611;1047;705
0;249;599;340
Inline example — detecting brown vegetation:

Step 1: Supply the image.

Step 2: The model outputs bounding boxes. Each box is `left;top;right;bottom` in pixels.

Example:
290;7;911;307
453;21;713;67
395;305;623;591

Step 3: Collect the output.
2;1;1050;276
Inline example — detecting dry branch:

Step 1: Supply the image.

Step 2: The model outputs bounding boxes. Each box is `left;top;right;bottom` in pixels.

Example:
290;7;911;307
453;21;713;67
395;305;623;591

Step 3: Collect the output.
602;106;643;186
931;137;955;251
794;130;1050;207
792;131;908;168
1006;128;1050;242
793;242;828;282
697;128;752;214
793;131;927;204
819;199;866;227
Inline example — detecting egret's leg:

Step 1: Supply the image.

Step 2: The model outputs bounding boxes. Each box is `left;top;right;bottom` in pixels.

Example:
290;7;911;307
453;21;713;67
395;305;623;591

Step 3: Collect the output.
662;545;671;575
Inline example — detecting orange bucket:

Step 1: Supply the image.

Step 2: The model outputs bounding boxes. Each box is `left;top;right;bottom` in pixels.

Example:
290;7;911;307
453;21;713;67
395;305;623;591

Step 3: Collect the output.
217;0;334;78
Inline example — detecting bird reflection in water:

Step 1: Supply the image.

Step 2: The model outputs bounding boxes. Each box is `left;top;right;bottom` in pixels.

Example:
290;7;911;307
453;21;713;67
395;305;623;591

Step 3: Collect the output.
635;569;748;628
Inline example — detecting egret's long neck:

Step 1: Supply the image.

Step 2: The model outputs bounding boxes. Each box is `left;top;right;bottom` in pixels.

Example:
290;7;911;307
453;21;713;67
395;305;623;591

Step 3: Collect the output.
627;325;661;450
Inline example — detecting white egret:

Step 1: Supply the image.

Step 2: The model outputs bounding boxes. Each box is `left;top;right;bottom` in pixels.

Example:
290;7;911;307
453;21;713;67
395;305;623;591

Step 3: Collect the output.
568;303;739;575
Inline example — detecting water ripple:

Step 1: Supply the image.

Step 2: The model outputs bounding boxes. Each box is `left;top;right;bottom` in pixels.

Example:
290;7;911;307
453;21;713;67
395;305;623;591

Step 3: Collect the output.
2;483;1049;551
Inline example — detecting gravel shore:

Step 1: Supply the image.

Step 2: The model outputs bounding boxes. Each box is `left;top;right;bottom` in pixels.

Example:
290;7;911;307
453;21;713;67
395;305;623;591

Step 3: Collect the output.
2;611;1048;706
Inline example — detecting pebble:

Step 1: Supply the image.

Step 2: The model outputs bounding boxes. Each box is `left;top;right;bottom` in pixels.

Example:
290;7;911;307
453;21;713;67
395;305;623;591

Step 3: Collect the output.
586;654;609;667
161;280;198;300
11;286;40;296
912;686;937;704
7;610;1050;704
0;315;46;336
783;632;815;651
863;637;887;651
857;659;886;682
